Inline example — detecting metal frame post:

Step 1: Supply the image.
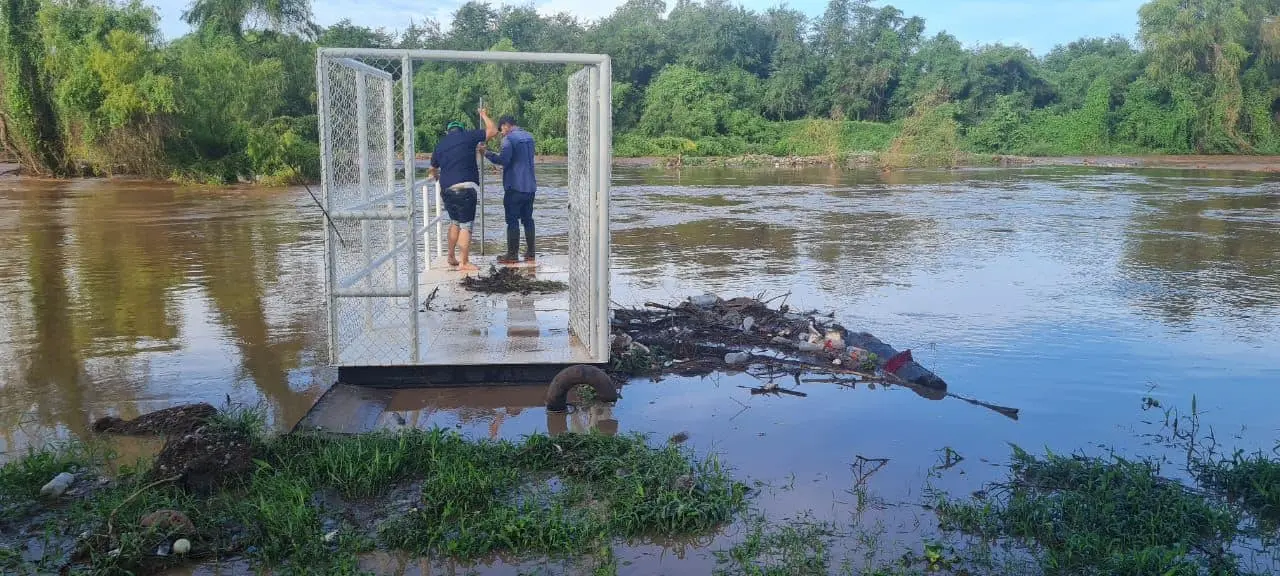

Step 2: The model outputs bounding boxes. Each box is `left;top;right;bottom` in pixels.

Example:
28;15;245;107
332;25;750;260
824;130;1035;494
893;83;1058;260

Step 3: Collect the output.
595;58;613;362
356;71;374;332
402;54;419;363
317;53;338;365
317;48;615;367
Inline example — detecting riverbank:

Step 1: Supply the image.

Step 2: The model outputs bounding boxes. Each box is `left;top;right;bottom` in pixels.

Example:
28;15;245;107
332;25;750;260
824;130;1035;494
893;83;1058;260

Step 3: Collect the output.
2;400;1276;575
470;153;1280;173
7;154;1280;185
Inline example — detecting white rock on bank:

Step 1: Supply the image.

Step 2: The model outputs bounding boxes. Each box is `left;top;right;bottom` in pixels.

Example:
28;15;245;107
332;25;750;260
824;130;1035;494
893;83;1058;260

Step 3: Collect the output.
40;472;75;498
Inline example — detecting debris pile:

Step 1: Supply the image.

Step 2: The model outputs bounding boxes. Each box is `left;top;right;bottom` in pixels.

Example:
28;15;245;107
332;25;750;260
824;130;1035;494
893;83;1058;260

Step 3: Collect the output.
91;403;218;436
461;265;567;295
610;293;947;394
93;404;255;494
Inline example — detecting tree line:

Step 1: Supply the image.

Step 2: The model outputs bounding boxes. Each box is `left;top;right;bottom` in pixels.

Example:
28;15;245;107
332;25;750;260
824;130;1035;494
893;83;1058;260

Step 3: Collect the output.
2;0;1279;182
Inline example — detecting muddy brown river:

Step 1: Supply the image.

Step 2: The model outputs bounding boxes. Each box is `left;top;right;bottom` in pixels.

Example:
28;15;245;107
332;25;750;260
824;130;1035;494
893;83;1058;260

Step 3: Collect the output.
2;166;1279;574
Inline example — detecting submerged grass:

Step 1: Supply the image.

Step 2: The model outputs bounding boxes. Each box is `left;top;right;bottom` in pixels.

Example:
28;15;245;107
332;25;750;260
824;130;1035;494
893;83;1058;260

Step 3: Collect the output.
1197;450;1280;530
936;445;1251;576
1;427;747;574
380;431;747;560
713;513;835;576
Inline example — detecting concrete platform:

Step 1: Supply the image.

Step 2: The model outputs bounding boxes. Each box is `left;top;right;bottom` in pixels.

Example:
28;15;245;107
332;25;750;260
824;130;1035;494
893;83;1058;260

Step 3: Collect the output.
336;254;597;386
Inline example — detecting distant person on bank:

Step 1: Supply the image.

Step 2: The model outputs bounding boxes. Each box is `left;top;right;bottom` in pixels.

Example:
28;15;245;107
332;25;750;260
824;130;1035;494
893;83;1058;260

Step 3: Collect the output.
480;115;538;264
428;107;497;271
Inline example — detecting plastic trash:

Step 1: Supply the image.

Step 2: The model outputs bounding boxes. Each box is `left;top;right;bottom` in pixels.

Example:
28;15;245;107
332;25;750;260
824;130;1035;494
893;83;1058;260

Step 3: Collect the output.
689;293;720;308
883;349;914;374
823;330;844;350
797;341;824;353
173;539;191;555
724;352;751;365
741;316;755;332
40;472;74;497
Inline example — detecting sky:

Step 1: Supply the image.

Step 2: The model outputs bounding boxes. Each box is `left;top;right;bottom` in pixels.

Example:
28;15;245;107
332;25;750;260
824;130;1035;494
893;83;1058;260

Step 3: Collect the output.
151;0;1147;55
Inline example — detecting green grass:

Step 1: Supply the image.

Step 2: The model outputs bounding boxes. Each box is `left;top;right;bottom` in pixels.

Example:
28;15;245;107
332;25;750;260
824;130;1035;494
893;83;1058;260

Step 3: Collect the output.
1;428;747;574
713;513;836;576
936;445;1247;576
1197;450;1280;530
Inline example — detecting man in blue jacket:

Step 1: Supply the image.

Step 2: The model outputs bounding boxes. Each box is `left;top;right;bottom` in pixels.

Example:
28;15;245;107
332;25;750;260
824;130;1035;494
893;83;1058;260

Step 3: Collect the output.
428;107;496;272
482;115;538;264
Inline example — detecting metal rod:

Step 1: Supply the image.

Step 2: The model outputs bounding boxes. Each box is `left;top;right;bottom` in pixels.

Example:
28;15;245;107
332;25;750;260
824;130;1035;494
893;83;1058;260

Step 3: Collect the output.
329;208;413;220
478;96;485;257
589;64;602;355
597;57;614;362
384;74;398;302
336;57;393;79
321;48;609;66
403;53;420;364
427;180;437;270
357;71;374;333
334;288;413;298
435;180;443;259
317;54;339;365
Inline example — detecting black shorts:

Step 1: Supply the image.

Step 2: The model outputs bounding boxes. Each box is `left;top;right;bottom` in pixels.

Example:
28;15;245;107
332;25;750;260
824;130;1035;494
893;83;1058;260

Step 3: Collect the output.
442;185;477;229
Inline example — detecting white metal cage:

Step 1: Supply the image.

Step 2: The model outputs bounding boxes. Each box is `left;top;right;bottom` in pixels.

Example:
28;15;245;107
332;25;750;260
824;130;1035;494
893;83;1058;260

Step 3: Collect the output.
316;49;612;369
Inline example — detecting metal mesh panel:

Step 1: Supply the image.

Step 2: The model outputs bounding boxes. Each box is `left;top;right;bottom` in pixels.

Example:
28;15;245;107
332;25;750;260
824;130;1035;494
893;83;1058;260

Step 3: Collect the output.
320;55;418;366
567;68;594;352
318;49;610;367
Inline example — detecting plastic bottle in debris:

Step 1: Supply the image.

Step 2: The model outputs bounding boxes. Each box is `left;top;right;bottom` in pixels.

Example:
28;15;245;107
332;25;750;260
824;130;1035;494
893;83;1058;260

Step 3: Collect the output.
797;341;824;353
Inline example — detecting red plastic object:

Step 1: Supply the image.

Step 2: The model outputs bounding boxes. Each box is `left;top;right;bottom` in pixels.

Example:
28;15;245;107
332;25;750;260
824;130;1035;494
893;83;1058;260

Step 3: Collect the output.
883;349;913;374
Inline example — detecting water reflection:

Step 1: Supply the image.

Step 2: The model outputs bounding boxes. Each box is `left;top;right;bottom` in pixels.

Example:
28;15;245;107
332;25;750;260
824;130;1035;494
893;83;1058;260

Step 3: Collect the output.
1122;189;1280;329
0;182;324;458
4;165;1280;573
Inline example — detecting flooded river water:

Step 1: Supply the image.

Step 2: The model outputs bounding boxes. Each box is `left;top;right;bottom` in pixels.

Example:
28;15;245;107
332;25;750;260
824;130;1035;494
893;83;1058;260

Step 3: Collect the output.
2;166;1279;573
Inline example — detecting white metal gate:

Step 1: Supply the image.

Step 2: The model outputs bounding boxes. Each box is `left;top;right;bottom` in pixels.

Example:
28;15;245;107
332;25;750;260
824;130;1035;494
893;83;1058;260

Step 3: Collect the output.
317;49;612;368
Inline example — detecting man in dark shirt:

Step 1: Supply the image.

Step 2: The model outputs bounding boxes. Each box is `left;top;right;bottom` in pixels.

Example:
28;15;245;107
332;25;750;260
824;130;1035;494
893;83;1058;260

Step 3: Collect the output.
428;107;496;271
481;115;538;264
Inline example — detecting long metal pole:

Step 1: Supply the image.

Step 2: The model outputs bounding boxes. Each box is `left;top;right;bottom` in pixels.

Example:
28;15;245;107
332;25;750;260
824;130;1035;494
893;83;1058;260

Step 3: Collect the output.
384;78;398;294
597;58;613;362
402;53;419;363
435;180;443;259
317;55;339;365
589;65;602;357
477;96;485;257
357;71;373;333
321;48;609;66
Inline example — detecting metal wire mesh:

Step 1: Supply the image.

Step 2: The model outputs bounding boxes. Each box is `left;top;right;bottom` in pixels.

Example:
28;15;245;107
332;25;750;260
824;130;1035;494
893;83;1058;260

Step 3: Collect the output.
319;49;610;367
320;55;417;366
567;68;594;351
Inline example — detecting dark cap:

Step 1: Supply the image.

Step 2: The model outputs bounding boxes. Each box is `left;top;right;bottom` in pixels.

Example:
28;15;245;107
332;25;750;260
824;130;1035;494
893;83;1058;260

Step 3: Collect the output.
498;115;517;128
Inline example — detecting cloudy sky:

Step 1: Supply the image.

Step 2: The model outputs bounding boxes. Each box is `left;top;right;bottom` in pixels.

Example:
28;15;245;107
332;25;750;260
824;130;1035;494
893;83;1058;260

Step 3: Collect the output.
150;0;1146;55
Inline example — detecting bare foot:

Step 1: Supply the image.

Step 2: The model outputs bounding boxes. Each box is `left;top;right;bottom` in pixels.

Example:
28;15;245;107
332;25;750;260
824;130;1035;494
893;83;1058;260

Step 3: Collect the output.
458;262;479;272
448;256;460;267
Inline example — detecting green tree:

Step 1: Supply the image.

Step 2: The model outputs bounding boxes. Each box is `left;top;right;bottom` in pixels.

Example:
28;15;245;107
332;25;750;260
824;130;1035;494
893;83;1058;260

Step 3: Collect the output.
761;7;814;120
639;64;732;139
0;0;68;175
318;19;393;48
182;0;315;39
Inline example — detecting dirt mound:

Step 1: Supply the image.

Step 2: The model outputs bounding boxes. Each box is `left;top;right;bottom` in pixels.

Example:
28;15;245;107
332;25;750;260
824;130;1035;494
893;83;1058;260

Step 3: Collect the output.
92;403;218;436
150;427;254;495
461;265;567;295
